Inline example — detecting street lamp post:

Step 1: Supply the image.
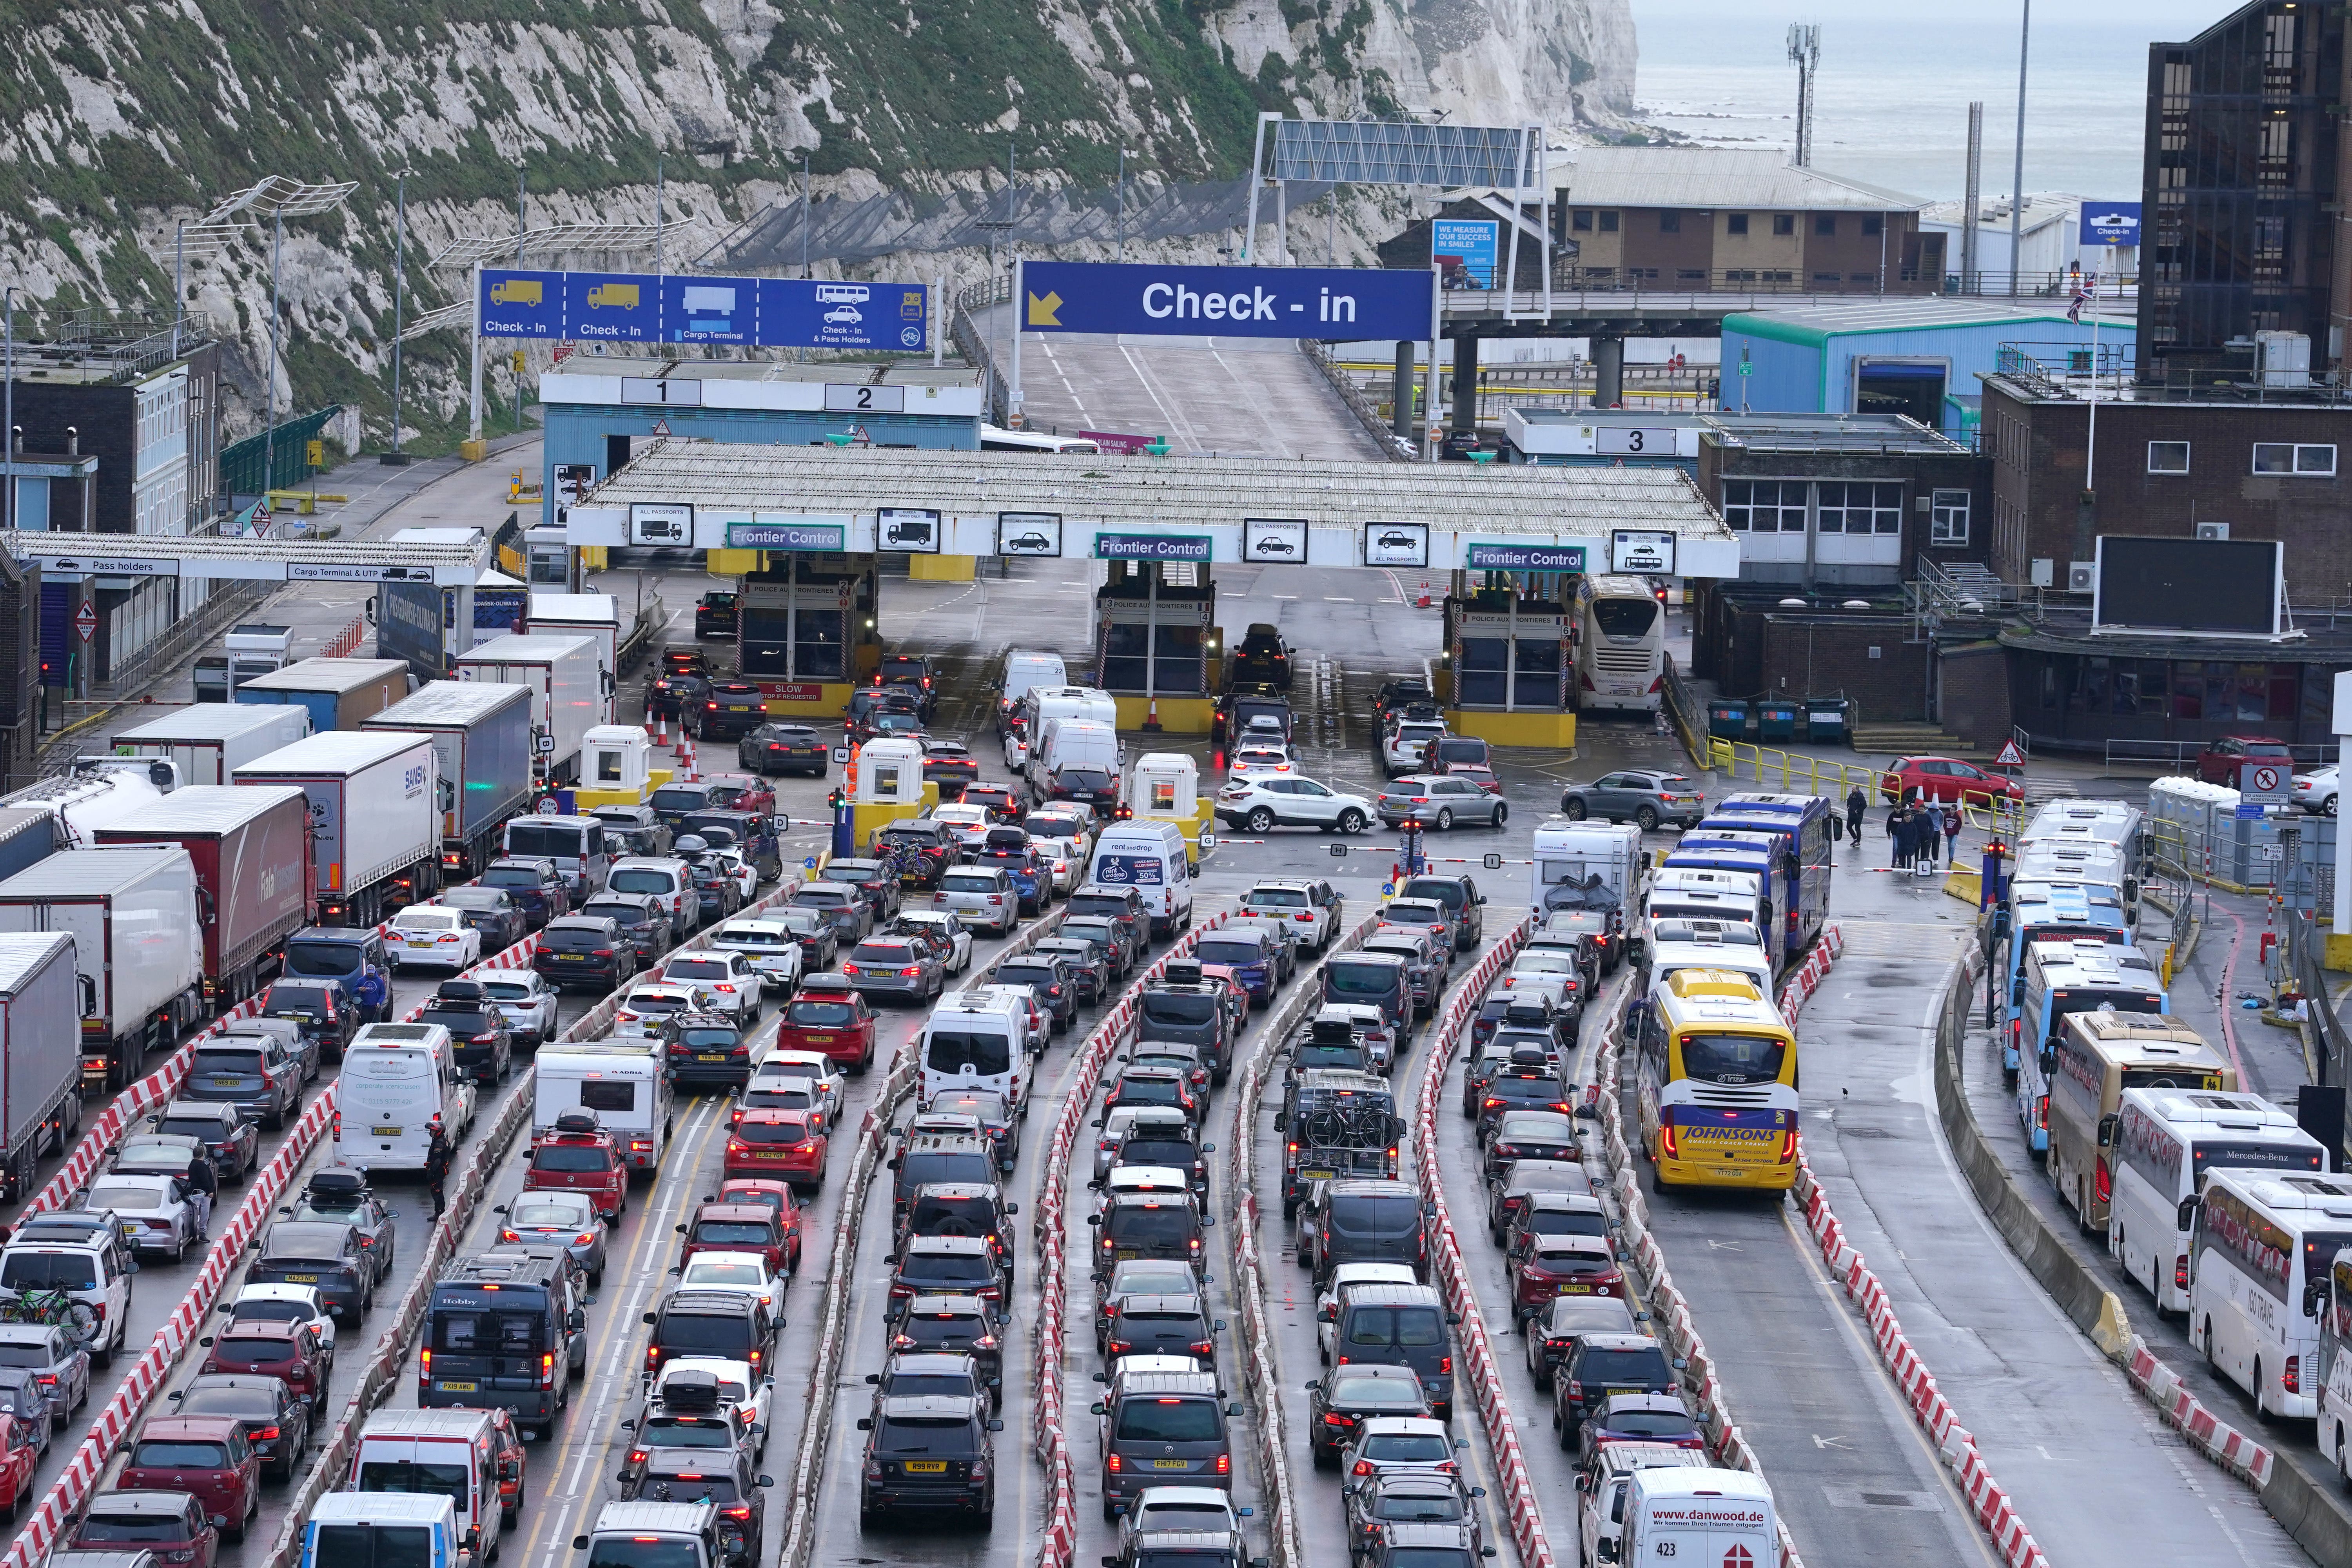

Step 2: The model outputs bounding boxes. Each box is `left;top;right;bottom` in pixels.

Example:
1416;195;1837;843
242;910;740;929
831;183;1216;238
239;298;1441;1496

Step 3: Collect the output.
2009;0;2030;297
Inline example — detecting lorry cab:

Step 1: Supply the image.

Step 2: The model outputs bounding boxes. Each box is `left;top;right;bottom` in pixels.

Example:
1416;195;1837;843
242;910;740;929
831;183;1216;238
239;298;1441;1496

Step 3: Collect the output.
300;1492;468;1568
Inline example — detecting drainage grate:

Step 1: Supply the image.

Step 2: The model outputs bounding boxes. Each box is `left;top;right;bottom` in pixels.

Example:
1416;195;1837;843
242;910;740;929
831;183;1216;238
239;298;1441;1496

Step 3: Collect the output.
1823;1486;1943;1512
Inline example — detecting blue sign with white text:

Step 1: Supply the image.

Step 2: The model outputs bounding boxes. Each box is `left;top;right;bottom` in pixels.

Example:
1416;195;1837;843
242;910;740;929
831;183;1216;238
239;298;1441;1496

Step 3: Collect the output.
1020;261;1432;341
759;279;929;352
476;270;929;350
663;276;755;345
1431;219;1499;288
479;271;565;339
2080;203;2142;249
566;272;660;343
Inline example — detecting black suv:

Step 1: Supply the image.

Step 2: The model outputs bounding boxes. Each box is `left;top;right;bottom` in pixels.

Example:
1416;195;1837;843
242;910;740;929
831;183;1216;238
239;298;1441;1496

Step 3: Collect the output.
695;592;739;638
1394;874;1484;952
889;1294;1004;1389
1064;886;1148;956
622;1446;773;1560
1553;1333;1678;1444
855;1394;1000;1528
416;981;514;1085
534;915;637;991
887;1236;1005;1318
995;956;1078;1031
1089;1191;1209;1283
643;1289;778;1383
897;1183;1018;1283
702;681;769;740
481;858;570;929
876;655;939;720
1100;1292;1220;1372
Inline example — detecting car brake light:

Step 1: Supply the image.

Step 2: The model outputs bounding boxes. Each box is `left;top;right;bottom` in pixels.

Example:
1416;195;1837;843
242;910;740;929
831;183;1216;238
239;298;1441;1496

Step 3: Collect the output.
255;1425;280;1442
1107;1454;1122;1474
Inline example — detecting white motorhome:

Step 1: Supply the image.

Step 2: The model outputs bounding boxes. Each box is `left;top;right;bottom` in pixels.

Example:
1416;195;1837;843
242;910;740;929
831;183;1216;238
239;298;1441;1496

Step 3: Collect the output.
532;1042;673;1172
1531;820;1646;914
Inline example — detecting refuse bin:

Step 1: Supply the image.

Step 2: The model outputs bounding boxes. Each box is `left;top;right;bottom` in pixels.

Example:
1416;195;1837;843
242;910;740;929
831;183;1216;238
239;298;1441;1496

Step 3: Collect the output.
1804;699;1850;746
1708;701;1751;741
1757;702;1799;742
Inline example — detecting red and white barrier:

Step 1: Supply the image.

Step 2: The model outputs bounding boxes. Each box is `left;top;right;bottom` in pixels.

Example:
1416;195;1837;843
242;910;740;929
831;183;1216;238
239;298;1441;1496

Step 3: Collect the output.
1033;913;1231;1568
1406;918;1558;1568
321;616;367;659
2122;1339;2277;1489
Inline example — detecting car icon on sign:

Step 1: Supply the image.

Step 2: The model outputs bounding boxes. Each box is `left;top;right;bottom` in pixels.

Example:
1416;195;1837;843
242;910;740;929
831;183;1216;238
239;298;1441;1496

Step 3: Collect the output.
1378;532;1419;549
1007;533;1054;552
1253;537;1296;556
825;305;863;325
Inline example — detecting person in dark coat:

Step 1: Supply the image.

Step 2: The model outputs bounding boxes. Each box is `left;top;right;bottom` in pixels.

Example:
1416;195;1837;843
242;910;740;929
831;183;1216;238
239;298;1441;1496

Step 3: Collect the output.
1844;785;1868;848
183;1148;217;1240
423;1116;451;1219
1921;803;1943;866
1944;804;1964;860
1891;808;1913;869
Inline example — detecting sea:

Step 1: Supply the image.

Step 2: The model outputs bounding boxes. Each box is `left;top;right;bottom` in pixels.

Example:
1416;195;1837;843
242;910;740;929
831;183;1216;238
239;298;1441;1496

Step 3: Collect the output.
1625;0;2232;203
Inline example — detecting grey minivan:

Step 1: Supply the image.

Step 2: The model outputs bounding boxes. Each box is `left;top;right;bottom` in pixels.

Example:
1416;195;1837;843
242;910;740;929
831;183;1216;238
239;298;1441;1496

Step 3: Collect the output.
1092;1365;1241;1519
1297;1178;1427;1285
1322;953;1410;1033
1330;1283;1458;1420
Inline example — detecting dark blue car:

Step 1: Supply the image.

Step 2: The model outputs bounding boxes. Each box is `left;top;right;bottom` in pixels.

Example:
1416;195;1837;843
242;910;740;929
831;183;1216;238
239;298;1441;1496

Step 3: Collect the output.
975;847;1047;914
1192;929;1276;1002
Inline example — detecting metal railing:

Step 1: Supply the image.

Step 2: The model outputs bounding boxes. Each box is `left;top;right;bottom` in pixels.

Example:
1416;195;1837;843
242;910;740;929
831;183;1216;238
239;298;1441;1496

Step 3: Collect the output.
1298;340;1413;461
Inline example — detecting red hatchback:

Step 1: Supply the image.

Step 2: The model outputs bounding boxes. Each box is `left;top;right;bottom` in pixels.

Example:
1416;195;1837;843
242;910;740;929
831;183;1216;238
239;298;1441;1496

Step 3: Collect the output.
116;1416;261;1539
1508;1238;1624;1314
0;1412;33;1516
726;1109;829;1191
524;1113;629;1220
198;1319;329;1411
1878;754;2025;806
775;978;876;1071
72;1490;220;1568
679;1200;801;1276
2198;733;2295;786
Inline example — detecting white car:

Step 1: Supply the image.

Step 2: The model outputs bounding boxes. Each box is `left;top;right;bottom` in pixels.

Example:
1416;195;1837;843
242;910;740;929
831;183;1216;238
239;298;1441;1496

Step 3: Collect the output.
1212;776;1374;834
657;950;764;1023
1120;1488;1248;1552
81;1174;198;1261
893;911;973;974
824;305;862;325
1228;744;1297;780
1315;1263;1420;1363
932;803;994;855
672;1249;784;1313
708;920;808;990
742;1073;831;1131
652;1356;774;1459
1382;720;1448;778
748;1051;846;1123
2296;766;2339;817
613;982;702;1037
479;971;560;1047
388;907;482;973
222;1282;338;1359
1239;879;1340;949
1032;835;1086;895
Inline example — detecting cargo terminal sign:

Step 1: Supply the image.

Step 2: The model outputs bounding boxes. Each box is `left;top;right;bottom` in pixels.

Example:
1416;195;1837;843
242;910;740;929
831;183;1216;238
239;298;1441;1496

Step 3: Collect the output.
476;270;928;352
1020;261;1433;341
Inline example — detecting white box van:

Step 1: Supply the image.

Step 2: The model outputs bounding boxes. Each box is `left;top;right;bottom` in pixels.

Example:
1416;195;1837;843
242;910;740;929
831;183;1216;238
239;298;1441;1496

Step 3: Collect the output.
1621;1468;1776;1568
1088;821;1195;938
997;652;1069;742
1012;686;1119;770
335;1024;476;1173
348;1408;514;1553
532;1042;673;1171
920;992;1029;1111
1025;718;1123;807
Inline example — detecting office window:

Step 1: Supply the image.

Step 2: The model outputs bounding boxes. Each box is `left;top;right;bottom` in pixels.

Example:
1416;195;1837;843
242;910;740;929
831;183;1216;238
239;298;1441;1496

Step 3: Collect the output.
1815;215;1837;236
1677;269;1706;281
2252;442;2336;475
1773;214;1795;236
1815;481;1903;535
1812;272;1842;285
1861;214;1882;237
1598;211;1619;233
1572;209;1594;232
1659;212;1681;234
1727;213;1749;235
1721;479;1808;533
2147;441;2190;474
1930;489;1970;545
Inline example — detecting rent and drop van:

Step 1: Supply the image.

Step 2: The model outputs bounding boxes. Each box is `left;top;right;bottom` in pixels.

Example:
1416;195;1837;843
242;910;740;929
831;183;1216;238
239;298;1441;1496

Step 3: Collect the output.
1088;821;1194;938
348;1408;521;1553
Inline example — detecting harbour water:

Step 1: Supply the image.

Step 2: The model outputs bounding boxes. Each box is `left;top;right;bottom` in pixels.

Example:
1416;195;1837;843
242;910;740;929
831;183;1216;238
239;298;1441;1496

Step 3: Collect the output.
1626;0;2230;203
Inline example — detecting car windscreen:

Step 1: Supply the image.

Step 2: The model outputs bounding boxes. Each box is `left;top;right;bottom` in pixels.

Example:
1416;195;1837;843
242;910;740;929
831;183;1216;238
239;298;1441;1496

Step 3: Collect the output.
191;1048;267;1074
693;1221;776;1247
909;1196;1003;1234
1525;1209;1608;1240
787;999;855;1028
1143;994;1219;1026
1374;1492;1465;1522
230;1299;313;1327
0;1344;55;1369
1576;1346;1671;1385
1327;962;1400;996
1193;940;1265;967
926;1030;1011;1076
898;1314;985;1348
1114;1397;1220;1442
1604;1408;1697;1436
1343;1307;1445;1347
480;869;543;891
281;940;364;978
1361;1431;1452;1461
1327;1195;1421;1235
884;1372;976;1399
732;1119;811;1147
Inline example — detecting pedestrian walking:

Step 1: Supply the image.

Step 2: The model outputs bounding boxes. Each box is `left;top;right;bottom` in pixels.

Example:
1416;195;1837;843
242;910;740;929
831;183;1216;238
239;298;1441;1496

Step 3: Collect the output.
1892;808;1913;869
183;1147;217;1240
423;1115;451;1220
1844;784;1867;848
1922;803;1944;866
1944;804;1964;860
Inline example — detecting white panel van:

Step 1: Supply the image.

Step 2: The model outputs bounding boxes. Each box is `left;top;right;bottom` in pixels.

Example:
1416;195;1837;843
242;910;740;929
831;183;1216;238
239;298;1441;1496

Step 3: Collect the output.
920;991;1029;1110
1088;821;1195;938
335;1024;476;1173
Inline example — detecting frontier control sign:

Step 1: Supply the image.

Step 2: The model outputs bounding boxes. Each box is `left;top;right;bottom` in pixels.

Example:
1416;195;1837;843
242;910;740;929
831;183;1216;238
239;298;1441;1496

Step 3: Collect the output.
1021;261;1432;342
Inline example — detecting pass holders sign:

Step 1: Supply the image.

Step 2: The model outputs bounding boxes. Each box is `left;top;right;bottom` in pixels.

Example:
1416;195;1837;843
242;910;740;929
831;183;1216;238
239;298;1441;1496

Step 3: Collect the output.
997;514;1063;557
1020;261;1433;341
878;508;941;554
1610;529;1677;574
1243;518;1308;563
1465;541;1586;572
1096;533;1212;563
1363;523;1429;568
1431;219;1500;289
728;519;847;552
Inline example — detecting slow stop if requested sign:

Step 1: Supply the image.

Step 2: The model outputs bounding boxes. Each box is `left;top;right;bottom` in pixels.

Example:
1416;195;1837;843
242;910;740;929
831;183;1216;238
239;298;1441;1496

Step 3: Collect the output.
2241;762;2289;802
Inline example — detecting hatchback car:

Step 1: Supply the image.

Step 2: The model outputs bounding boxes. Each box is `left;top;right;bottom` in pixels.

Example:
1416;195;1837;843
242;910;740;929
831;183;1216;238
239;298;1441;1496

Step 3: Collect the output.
842;937;945;1006
1101;1293;1220;1371
258;978;360;1063
434;887;530;953
180;1034;302;1131
169;1369;314;1478
888;1295;1005;1390
481;857;571;927
1879;754;2027;806
116;1417;260;1539
0;1367;56;1451
498;1190;610;1284
1345;1470;1487;1562
2199;733;2297;787
887;1236;1005;1317
1375;775;1506;831
70;1491;219;1568
774;980;877;1071
1481;1111;1582;1187
726;1109;828;1190
524;1116;628;1221
790;881;875;943
695;591;739;638
1339;1416;1463;1483
1557;770;1708;830
245;1221;369;1322
1093;1367;1237;1519
1522;1294;1639;1390
679;1200;799;1278
1305;1362;1430;1468
0;1323;89;1424
1576;1392;1705;1465
933;867;1017;934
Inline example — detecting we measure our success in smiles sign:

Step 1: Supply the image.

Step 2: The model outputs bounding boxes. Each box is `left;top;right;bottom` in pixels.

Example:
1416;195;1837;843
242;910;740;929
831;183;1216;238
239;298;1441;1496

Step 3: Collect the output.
1019;261;1433;341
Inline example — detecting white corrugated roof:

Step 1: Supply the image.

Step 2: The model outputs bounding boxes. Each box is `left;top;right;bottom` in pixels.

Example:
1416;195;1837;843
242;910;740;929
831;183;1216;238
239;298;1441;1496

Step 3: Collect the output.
234;730;435;775
97;784;306;837
116;704;309;744
0;846;190;898
367;681;532;729
0;932;72;994
1553;149;1925;211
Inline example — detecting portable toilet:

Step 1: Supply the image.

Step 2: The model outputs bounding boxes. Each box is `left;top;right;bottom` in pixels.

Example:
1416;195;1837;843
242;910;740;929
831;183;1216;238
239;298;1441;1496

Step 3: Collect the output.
574;724;664;808
1127;751;1210;858
851;736;937;845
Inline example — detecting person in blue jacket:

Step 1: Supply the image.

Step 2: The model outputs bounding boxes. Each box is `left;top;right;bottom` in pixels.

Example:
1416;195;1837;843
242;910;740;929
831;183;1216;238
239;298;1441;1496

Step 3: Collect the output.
353;963;388;1025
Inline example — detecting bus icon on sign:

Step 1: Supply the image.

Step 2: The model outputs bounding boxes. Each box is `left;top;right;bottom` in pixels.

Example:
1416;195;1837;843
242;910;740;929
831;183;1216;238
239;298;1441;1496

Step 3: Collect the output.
815;284;870;305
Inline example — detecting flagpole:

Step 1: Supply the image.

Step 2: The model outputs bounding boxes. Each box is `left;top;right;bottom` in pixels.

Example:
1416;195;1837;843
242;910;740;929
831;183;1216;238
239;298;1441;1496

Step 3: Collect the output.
2084;269;2098;491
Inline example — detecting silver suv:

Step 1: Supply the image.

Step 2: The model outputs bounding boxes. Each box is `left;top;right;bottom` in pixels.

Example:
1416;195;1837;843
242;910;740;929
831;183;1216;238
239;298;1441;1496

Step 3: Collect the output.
1238;879;1341;951
932;867;1017;934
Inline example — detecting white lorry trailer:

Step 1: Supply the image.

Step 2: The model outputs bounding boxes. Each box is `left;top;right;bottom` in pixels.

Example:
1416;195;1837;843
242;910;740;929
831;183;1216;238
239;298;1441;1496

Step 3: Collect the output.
234;731;444;927
0;848;203;1094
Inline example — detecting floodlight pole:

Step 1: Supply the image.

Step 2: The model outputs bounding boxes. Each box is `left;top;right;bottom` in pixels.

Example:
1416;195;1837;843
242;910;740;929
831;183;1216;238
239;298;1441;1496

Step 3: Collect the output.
3;287;13;533
1276;178;1288;266
392;178;407;456
800;152;812;279
470;262;485;448
172;221;186;360
263;209;283;497
1243;113;1280;264
1117;148;1127;264
2010;0;2030;297
1501;127;1528;307
655;157;664;277
1423;265;1440;461
1010;256;1025;425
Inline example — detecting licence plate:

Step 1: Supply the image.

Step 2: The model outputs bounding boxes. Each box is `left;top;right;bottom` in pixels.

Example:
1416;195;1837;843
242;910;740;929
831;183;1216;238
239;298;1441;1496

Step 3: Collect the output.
407;939;435;948
804;1034;835;1044
1301;1169;1334;1180
1152;1459;1191;1469
902;1461;947;1474
372;1127;401;1137
558;954;587;962
1116;1250;1140;1261
697;1054;728;1062
212;1077;241;1087
1606;1388;1638;1399
284;1273;318;1283
439;1381;479;1393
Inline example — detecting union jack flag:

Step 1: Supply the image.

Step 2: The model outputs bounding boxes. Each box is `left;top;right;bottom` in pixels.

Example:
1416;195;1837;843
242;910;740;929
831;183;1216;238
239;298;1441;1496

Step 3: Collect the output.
2067;272;2098;324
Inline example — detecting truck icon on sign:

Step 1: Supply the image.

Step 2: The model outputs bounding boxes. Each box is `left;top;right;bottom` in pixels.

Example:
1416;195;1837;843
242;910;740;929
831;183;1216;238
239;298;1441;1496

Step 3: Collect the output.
586;283;641;310
490;279;543;306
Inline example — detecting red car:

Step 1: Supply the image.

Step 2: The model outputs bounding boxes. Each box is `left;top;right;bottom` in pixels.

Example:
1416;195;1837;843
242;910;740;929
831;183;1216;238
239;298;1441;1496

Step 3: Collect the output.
1196;964;1253;1022
198;1319;329;1412
703;772;776;817
962;785;1022;823
0;1412;33;1516
775;977;876;1071
1878;754;2025;806
523;1112;629;1220
116;1416;261;1541
726;1109;829;1191
72;1490;220;1568
678;1200;802;1276
2198;733;2295;786
715;1178;806;1265
1443;762;1504;796
1507;1237;1624;1314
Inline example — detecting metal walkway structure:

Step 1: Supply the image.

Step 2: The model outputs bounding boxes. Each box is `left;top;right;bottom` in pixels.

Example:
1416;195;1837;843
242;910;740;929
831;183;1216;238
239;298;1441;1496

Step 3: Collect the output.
0;531;486;584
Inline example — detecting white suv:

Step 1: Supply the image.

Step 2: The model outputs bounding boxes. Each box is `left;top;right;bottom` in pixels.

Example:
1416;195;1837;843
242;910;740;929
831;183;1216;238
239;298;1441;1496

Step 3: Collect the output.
1238;879;1342;951
1382;719;1448;779
1213;777;1373;835
657;949;765;1023
0;1214;139;1361
707;919;807;991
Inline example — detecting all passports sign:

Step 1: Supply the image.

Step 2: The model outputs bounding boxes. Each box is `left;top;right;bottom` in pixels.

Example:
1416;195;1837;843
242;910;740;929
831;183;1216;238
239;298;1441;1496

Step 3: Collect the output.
1019;261;1432;341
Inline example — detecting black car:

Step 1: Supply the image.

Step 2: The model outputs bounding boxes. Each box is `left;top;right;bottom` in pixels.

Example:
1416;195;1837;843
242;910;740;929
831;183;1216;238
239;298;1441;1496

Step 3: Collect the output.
258;979;359;1063
154;1100;258;1182
856;1394;1000;1527
623;1447;773;1561
642;1290;777;1383
825;860;904;921
695;592;739;639
1373;680;1434;727
847;686;924;741
285;1167;399;1286
247;1220;370;1321
167;1373;311;1479
1305;1362;1430;1467
1229;624;1293;691
481;858;570;930
435;887;531;953
740;723;828;778
1101;1293;1220;1371
995;956;1077;1031
1553;1334;1678;1441
669;1016;756;1089
579;893;672;965
1038;766;1120;815
887;1237;1006;1318
534;915;638;991
1031;937;1109;1003
1064;887;1148;960
877;822;958;888
701;681;769;740
686;860;743;924
417;982;514;1086
886;1294;1004;1392
876;655;938;719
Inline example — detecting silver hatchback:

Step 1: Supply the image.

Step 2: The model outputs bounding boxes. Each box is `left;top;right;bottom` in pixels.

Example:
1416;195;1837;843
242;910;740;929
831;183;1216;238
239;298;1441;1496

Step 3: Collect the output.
932;867;1017;934
1376;776;1506;831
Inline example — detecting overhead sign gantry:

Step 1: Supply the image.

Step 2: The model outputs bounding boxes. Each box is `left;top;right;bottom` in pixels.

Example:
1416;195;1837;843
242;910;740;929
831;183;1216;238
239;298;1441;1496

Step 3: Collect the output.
0;531;486;584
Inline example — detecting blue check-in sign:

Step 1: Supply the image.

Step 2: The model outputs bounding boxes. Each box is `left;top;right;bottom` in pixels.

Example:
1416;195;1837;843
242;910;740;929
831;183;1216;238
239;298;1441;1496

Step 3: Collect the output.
1095;532;1212;562
1466;541;1586;571
2080;202;2141;248
1022;262;1432;341
730;520;847;551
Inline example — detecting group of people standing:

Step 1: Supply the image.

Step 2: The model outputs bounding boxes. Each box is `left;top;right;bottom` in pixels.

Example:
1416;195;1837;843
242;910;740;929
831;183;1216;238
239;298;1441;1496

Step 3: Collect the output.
1841;783;1962;868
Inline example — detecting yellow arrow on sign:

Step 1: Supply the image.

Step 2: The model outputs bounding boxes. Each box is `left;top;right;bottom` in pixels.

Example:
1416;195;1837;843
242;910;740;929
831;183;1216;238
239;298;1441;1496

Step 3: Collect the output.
1027;290;1063;327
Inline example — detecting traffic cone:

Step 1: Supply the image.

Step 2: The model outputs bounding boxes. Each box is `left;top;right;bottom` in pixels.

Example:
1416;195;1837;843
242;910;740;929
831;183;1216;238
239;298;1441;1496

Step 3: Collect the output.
1415;579;1432;609
1143;699;1163;733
